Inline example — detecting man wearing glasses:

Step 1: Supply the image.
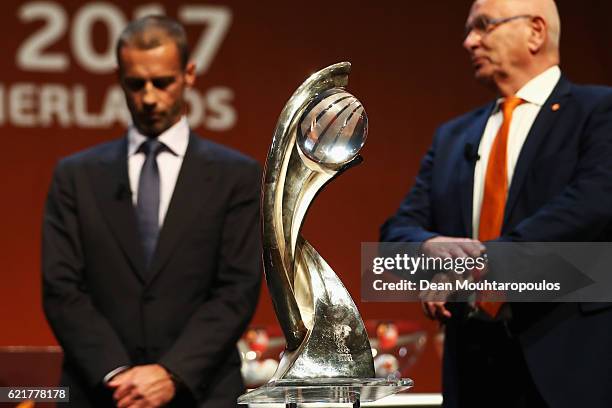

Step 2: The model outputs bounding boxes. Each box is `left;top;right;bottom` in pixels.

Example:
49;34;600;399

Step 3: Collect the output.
381;0;612;407
42;16;261;407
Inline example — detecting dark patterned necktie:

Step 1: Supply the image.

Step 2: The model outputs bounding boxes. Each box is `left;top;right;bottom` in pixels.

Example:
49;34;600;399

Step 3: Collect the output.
136;138;166;268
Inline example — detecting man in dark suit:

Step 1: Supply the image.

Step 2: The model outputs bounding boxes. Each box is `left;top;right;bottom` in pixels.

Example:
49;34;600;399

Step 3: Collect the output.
381;0;612;407
42;16;261;407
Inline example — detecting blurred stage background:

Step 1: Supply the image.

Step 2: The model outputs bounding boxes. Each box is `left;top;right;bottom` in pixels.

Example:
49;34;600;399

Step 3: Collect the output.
1;0;611;395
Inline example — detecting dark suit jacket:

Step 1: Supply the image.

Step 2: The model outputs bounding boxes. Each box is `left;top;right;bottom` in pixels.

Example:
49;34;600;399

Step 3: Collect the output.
42;133;262;407
381;77;612;407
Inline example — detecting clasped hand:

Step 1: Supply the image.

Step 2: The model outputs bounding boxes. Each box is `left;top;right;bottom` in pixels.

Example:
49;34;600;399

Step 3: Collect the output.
420;236;486;321
108;364;176;408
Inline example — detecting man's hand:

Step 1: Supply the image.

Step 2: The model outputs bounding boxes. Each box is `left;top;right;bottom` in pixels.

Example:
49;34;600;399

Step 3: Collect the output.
421;272;454;321
421;236;485;259
108;364;176;408
420;236;486;321
422;300;452;322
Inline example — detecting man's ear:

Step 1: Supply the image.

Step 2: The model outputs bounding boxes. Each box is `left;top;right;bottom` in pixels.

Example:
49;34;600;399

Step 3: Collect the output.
116;61;127;89
115;48;124;84
527;16;547;54
184;62;196;87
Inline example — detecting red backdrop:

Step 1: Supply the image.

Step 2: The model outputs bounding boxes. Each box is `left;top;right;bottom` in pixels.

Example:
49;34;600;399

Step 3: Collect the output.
1;0;611;392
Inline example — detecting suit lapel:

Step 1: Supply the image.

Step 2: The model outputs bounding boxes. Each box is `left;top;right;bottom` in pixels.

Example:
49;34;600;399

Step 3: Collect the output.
90;138;147;282
147;133;214;284
460;103;495;237
503;77;573;227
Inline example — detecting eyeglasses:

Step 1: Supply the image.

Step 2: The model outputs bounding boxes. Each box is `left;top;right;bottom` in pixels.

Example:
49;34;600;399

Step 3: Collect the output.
465;14;532;38
122;76;177;92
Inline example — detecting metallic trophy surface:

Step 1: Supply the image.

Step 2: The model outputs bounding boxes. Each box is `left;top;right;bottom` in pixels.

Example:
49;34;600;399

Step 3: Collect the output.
263;61;372;380
239;62;412;406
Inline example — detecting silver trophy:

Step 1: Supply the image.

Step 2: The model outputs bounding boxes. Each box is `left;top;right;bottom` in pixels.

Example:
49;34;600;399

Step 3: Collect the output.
239;62;412;407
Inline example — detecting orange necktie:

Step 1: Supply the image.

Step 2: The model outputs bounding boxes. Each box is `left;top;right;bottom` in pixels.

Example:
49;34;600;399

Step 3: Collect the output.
477;96;524;317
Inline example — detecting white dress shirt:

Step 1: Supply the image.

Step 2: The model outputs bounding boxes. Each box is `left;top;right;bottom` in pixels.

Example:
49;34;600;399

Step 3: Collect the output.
472;66;561;239
102;118;189;383
127;116;189;227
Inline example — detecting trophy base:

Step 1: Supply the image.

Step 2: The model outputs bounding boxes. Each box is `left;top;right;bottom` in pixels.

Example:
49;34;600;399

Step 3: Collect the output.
237;377;413;406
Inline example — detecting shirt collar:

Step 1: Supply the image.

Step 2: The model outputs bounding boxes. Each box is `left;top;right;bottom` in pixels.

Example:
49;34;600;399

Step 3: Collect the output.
494;65;561;111
128;116;189;157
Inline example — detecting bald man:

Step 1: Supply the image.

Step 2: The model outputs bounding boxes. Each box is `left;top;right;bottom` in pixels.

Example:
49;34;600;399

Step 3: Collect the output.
381;0;612;407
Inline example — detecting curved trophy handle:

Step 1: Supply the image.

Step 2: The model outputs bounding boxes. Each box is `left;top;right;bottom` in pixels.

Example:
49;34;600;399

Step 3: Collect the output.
262;62;374;379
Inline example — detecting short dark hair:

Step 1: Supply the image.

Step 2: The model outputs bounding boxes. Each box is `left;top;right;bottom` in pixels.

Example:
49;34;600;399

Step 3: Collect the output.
116;15;190;69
